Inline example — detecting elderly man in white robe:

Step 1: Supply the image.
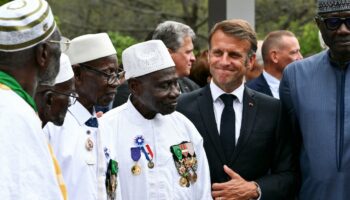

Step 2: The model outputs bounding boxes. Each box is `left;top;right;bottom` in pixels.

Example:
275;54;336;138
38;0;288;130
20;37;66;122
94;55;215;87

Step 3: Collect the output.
102;40;212;199
44;33;121;200
0;0;67;199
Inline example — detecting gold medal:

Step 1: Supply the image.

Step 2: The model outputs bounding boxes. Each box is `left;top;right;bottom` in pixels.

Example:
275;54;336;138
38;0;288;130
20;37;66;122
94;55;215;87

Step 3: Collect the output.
179;176;188;187
85;137;94;151
131;164;141;175
190;172;197;183
148;160;154;169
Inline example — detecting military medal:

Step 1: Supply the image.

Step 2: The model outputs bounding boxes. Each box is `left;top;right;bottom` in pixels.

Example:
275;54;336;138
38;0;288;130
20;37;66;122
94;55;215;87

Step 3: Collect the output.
85;136;95;165
142;144;155;169
131;146;141;175
179;176;189;187
106;159;118;200
131;164;141;175
170;142;198;187
85;137;94;151
135;135;144;146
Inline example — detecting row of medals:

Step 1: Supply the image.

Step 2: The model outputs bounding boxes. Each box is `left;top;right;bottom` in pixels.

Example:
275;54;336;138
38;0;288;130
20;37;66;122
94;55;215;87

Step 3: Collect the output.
131;159;154;175
175;156;198;187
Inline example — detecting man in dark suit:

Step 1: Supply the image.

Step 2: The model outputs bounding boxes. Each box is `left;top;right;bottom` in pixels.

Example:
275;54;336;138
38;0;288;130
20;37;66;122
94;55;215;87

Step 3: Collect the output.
246;30;302;99
177;19;297;200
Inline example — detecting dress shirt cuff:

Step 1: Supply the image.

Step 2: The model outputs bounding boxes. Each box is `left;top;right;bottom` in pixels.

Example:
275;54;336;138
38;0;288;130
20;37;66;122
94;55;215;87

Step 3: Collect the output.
249;181;262;200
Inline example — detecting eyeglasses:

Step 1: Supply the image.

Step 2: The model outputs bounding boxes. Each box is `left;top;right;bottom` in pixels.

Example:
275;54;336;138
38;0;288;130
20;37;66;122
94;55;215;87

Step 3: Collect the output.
316;15;350;31
79;63;124;85
50;90;79;106
47;36;71;52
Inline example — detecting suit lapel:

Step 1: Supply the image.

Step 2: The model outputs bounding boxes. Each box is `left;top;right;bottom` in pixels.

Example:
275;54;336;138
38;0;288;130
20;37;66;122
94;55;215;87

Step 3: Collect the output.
229;87;257;164
197;85;227;164
258;74;273;96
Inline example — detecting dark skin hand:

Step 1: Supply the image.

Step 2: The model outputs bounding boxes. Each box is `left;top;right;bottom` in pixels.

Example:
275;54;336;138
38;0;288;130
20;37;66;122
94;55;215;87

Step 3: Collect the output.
212;165;259;200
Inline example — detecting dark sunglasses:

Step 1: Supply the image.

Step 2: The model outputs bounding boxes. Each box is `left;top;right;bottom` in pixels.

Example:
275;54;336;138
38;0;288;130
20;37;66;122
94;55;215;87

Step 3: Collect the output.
316;15;350;30
79;63;124;85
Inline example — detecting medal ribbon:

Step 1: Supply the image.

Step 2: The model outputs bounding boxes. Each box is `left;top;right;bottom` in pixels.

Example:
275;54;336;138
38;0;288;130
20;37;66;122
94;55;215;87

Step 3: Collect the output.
140;146;150;161
0;71;37;112
172;145;183;161
131;147;141;161
110;159;118;175
145;144;154;160
180;143;188;157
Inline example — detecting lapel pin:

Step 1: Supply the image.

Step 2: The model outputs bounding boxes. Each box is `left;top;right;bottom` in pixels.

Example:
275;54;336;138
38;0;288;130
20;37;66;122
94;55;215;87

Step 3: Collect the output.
249;102;254;107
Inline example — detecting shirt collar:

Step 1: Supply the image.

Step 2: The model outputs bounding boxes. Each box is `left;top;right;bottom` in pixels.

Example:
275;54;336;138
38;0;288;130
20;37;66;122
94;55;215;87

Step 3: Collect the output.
263;70;280;86
210;80;244;103
68;101;97;126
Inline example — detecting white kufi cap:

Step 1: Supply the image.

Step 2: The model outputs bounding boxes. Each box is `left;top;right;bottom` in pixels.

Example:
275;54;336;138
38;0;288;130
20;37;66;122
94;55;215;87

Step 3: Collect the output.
0;0;56;52
54;53;74;84
65;33;116;65
122;40;175;80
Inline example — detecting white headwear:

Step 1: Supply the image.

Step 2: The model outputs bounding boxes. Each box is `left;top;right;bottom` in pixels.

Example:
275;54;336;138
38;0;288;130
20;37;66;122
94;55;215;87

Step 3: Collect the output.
122;40;175;80
54;53;74;84
65;33;116;65
0;0;56;52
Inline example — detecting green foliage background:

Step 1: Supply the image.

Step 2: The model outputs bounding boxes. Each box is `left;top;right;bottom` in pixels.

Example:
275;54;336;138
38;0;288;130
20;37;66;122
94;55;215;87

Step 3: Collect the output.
107;32;139;62
1;0;323;56
0;0;9;5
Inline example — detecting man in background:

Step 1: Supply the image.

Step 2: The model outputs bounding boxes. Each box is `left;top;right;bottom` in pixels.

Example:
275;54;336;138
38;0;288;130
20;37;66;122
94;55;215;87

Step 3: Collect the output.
152;20;199;93
247;30;302;98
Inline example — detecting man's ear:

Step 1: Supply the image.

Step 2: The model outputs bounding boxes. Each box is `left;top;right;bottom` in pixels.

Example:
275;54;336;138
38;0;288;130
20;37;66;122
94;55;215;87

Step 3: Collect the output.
128;78;142;96
35;43;49;72
44;90;53;106
247;53;256;70
271;50;278;64
72;64;81;80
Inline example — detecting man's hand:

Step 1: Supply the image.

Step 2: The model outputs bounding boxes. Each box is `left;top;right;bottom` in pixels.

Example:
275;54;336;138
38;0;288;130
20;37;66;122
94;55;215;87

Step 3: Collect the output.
211;165;259;200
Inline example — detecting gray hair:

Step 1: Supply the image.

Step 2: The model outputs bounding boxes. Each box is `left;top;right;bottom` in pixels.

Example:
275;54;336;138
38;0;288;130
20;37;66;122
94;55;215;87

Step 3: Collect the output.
152;21;195;51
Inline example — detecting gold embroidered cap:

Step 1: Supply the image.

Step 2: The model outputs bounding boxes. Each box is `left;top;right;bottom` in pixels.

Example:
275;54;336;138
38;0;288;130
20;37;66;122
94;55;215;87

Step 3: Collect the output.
0;0;56;52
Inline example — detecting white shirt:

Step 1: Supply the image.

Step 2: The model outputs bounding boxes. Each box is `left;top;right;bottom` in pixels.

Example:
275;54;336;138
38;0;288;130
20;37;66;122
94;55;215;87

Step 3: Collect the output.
263;71;280;99
44;101;121;200
0;86;63;200
102;99;212;200
210;81;243;144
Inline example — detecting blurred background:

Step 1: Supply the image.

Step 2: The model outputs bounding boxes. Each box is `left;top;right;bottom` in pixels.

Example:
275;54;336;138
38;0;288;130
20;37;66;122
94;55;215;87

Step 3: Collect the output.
0;0;320;60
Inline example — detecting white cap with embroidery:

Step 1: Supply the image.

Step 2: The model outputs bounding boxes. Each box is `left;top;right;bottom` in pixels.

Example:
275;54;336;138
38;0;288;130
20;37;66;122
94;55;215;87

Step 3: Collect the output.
122;40;175;80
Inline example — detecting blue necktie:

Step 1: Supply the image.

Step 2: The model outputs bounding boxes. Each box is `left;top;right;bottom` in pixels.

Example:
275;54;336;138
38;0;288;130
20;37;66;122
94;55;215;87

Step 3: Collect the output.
220;94;236;160
85;117;98;128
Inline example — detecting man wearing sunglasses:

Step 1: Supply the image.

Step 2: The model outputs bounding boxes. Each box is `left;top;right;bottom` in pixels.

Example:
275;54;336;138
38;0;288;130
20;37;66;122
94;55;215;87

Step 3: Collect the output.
44;33;121;200
280;0;350;199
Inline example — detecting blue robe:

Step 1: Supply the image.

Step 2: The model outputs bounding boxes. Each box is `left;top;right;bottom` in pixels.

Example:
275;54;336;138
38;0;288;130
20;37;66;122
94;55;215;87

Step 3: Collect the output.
280;50;350;199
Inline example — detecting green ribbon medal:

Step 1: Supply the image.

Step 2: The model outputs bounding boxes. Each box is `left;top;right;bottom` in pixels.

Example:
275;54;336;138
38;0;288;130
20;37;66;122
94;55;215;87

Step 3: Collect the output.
172;145;183;161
